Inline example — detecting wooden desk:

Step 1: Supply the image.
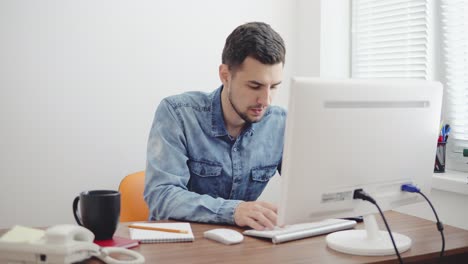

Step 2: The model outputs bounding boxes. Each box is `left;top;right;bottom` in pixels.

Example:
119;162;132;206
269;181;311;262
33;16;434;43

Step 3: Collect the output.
15;211;467;264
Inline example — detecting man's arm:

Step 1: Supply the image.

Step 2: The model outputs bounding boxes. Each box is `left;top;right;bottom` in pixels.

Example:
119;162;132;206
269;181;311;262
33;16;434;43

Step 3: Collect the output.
144;99;241;224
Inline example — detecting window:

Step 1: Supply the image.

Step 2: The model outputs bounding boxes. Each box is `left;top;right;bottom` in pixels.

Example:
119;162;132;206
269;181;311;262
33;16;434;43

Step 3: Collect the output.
440;0;468;172
351;0;468;172
351;0;430;79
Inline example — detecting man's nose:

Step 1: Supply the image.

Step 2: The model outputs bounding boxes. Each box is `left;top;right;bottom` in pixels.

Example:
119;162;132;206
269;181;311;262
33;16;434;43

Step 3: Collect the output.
257;88;271;106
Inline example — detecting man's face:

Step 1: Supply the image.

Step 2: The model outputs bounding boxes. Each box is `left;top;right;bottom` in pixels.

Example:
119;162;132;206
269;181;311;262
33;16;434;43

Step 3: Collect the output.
221;57;283;124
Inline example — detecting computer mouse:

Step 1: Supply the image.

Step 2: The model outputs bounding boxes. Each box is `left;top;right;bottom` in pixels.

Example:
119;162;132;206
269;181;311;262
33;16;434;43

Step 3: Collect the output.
203;228;244;245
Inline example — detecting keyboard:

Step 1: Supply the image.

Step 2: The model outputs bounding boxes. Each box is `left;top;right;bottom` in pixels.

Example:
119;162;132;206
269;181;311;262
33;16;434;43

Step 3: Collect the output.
243;218;357;244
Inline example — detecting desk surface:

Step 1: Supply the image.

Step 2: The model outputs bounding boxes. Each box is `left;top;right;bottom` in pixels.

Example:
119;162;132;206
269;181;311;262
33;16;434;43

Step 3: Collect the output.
83;211;468;264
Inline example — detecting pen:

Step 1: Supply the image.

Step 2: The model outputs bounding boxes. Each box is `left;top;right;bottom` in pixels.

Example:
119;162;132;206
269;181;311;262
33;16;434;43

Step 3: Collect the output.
128;224;189;234
444;126;451;142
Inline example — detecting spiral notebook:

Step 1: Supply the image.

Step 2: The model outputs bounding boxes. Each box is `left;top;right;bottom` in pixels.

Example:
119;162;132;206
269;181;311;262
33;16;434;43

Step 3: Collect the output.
129;223;194;243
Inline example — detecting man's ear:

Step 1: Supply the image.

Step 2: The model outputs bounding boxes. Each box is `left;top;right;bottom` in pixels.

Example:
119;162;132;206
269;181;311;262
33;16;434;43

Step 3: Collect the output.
219;64;230;85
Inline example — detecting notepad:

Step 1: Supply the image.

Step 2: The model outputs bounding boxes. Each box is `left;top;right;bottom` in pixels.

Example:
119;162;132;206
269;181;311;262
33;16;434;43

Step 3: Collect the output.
129;223;194;243
94;236;139;248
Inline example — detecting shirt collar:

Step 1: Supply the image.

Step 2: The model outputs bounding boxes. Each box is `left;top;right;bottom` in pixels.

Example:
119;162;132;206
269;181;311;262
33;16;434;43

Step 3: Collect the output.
211;86;229;137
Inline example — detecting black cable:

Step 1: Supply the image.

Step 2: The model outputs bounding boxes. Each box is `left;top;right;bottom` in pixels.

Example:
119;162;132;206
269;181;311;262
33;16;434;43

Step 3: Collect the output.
401;184;445;263
417;191;445;263
353;189;403;264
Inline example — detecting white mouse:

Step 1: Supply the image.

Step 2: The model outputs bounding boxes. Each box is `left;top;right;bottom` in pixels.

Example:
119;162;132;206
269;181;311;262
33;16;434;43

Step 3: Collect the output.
203;228;244;245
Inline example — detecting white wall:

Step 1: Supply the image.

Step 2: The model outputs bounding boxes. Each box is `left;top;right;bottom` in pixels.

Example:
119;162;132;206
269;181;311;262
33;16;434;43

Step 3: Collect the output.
258;0;322;205
292;0;322;78
0;0;302;228
320;0;350;78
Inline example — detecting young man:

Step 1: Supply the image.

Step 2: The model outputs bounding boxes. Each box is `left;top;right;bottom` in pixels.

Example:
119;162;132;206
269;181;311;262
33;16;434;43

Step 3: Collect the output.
144;22;286;230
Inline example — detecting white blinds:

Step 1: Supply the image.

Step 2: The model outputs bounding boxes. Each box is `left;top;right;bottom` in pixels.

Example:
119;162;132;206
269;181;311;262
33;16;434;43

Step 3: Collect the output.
352;0;468;172
351;0;429;79
441;0;468;171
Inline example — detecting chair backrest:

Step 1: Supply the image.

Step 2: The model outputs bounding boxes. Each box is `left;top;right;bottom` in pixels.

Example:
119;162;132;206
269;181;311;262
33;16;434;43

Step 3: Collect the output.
119;171;149;222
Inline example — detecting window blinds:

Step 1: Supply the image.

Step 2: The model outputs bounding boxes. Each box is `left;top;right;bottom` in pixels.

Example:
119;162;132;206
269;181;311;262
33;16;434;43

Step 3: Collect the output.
352;0;468;171
441;0;468;171
351;0;429;79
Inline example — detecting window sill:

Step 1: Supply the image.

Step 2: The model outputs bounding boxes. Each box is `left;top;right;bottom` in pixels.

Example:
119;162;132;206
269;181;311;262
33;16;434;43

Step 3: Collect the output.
432;170;468;195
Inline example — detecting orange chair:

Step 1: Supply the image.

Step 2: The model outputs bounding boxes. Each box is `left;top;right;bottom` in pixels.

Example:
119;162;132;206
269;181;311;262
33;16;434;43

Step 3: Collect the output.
119;171;150;222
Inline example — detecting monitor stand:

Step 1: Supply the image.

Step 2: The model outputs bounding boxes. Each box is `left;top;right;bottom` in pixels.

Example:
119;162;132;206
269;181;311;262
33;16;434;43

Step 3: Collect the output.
326;214;412;256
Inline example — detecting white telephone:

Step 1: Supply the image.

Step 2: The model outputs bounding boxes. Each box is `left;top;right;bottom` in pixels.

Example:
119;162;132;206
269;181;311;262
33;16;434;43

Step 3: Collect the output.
0;224;145;264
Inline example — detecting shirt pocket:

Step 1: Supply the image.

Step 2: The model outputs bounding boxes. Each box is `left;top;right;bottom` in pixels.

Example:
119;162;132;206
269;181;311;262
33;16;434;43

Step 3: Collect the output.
251;164;278;182
188;160;222;177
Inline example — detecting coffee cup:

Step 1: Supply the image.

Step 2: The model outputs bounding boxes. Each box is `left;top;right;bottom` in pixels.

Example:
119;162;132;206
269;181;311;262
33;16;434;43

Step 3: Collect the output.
72;190;121;240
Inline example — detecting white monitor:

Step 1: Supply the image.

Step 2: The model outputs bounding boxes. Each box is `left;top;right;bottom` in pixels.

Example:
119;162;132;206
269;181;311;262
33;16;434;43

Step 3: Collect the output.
278;77;443;256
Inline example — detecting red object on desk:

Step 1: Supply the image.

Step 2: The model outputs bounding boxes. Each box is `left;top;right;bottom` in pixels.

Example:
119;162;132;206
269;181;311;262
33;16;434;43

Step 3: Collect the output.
94;236;139;248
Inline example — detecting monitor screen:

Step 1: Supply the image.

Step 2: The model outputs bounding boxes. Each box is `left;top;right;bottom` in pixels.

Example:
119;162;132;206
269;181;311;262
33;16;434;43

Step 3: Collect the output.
278;78;443;226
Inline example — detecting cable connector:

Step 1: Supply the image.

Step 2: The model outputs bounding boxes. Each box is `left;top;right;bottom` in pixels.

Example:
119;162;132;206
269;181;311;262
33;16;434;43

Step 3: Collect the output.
401;183;420;193
353;189;376;204
437;221;444;232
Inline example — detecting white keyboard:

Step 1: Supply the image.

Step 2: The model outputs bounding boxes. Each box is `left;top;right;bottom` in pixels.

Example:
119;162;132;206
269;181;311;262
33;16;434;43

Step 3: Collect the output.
243;218;357;244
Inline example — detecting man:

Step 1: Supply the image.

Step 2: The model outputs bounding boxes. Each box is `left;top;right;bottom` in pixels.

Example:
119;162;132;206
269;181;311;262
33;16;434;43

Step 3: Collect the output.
144;22;286;230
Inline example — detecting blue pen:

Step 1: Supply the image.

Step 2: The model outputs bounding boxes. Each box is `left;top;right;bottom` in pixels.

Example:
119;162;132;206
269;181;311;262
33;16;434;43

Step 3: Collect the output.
444;126;451;141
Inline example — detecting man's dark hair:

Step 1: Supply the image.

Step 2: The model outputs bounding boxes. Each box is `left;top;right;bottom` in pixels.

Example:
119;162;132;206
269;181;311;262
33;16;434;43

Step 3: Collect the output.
222;22;286;72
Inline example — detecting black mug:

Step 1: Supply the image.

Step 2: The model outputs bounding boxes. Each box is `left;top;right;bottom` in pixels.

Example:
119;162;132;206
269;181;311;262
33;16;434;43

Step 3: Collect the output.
73;190;121;240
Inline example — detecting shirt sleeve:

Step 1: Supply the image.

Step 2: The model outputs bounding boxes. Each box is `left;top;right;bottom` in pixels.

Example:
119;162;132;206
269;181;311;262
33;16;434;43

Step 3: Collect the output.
144;99;242;224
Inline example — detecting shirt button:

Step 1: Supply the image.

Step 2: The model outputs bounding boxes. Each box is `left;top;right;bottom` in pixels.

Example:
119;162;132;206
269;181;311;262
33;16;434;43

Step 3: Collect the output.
233;147;238;152
234;178;241;183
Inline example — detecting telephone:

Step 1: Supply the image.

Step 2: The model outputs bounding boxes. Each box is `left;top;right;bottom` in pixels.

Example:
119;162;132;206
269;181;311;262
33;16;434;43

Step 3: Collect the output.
0;224;145;264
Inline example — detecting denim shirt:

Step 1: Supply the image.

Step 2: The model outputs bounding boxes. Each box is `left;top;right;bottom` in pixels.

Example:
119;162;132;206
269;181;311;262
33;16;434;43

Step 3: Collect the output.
144;86;286;224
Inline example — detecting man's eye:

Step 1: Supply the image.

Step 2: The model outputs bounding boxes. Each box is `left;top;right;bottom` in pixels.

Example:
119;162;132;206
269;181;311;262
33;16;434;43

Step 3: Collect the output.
248;85;261;89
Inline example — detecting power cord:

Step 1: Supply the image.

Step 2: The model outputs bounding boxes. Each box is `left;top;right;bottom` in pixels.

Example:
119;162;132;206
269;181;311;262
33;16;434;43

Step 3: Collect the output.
353;189;404;264
401;184;445;264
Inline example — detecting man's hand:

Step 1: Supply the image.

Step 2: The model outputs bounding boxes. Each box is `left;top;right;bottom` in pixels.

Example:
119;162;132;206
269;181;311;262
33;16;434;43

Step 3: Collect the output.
234;201;278;230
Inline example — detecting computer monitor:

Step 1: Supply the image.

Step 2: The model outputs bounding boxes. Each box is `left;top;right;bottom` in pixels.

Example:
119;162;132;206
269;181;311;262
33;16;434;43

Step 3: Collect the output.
277;77;443;256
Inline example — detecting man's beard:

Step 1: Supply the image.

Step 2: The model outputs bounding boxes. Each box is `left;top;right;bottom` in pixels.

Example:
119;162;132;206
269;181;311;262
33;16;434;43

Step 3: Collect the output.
227;87;263;124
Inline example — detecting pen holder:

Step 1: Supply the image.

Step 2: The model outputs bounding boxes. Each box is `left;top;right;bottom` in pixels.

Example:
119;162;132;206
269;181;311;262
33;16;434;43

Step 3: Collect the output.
434;142;446;173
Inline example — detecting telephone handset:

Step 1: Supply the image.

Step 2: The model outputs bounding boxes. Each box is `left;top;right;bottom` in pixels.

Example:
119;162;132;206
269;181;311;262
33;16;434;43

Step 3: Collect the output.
42;225;101;263
0;224;145;264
